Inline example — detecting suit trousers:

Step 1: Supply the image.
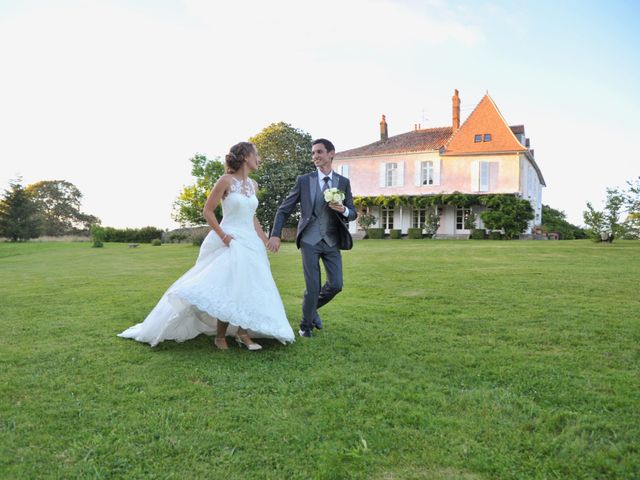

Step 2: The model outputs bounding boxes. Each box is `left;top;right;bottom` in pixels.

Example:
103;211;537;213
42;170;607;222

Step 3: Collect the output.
299;239;343;330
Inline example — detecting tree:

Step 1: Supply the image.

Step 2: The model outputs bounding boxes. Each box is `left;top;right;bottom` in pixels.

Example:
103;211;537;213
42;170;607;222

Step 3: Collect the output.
250;122;314;230
26;180;100;235
622;177;640;238
357;213;377;232
623;176;640;213
583;202;606;240
583;188;625;242
172;154;225;226
0;179;42;241
541;204;587;239
424;207;440;236
479;195;534;239
90;224;105;248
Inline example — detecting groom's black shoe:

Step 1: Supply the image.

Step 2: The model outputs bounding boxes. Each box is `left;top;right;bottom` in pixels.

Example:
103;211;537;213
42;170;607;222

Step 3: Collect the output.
312;314;323;330
298;328;312;338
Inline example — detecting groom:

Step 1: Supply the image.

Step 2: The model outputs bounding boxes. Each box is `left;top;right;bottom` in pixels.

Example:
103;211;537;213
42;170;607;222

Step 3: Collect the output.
267;138;357;337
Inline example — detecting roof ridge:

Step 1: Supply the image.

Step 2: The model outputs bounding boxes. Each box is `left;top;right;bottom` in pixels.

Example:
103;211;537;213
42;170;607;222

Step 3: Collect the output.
443;93;527;154
336;125;453;157
486;95;527;149
443;94;487;149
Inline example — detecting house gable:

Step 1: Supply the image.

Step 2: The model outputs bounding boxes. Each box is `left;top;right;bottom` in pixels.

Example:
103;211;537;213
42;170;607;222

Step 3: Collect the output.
443;95;527;156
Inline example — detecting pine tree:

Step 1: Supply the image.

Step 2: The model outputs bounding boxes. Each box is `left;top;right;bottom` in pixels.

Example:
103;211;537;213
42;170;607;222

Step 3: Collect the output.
0;179;42;241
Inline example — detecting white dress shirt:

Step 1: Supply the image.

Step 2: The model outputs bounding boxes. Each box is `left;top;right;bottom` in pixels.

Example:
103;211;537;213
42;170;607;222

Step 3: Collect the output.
317;169;349;217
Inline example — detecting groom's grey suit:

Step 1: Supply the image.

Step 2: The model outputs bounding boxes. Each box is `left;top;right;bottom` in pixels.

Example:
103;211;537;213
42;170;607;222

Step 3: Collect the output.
270;171;357;331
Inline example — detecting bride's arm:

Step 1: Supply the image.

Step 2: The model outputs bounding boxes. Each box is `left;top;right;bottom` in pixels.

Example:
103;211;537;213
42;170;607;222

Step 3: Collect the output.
251;179;269;245
203;175;233;246
253;216;269;245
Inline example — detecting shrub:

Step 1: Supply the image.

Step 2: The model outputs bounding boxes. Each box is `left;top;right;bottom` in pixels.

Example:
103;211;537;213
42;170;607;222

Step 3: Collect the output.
102;226;164;243
390;229;401;239
367;228;385;239
357;213;377;233
90;224;105;248
151;238;162;246
470;228;486;240
169;233;188;243
488;231;503;240
423;209;440;236
192;233;207;246
407;228;423;239
479;195;534;239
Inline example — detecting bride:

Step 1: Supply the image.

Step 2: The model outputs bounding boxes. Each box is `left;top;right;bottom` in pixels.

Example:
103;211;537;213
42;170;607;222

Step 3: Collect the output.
118;142;295;350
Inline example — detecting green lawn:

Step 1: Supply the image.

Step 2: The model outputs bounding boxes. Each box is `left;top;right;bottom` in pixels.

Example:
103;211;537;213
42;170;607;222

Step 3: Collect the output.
1;240;639;479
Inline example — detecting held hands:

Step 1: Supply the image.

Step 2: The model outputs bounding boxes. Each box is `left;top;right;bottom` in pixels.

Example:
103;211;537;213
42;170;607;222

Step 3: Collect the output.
266;236;281;253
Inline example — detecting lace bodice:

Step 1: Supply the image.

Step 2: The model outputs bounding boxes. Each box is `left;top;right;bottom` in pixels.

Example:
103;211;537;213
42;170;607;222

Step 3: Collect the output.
221;177;258;234
228;177;255;197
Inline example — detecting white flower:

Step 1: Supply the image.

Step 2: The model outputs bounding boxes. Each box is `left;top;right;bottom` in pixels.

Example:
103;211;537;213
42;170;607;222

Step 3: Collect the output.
324;187;345;204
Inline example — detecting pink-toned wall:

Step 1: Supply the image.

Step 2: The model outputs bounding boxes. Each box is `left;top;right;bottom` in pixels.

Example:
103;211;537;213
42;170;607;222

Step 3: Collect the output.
334;152;522;197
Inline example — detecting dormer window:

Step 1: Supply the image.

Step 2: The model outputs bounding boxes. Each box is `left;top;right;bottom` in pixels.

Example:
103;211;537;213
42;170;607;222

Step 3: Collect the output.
475;133;492;142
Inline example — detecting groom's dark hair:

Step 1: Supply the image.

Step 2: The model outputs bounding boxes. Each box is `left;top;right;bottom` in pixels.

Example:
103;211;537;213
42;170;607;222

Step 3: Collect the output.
312;138;335;153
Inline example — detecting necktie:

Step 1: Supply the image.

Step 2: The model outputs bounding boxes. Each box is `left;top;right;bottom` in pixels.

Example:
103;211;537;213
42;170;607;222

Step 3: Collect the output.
322;176;330;191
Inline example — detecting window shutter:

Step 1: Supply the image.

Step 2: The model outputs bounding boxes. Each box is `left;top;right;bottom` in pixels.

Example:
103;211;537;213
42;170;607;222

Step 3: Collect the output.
433;159;441;186
470;160;479;192
397;161;404;187
341;164;349;179
480;161;490;192
414;160;421;186
379;163;386;187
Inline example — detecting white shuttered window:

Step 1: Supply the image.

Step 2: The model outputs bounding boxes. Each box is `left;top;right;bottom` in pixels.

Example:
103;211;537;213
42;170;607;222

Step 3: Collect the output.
479;161;490;192
382;162;404;187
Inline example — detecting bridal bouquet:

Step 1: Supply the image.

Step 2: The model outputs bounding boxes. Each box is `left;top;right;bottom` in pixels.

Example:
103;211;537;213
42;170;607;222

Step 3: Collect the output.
324;187;345;205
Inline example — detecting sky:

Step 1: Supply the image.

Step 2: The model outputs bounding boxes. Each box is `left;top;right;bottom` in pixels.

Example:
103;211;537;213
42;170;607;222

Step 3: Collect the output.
1;0;639;228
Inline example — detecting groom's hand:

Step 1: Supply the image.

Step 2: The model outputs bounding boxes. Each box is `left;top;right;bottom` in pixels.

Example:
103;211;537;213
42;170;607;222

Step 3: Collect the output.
266;237;281;253
328;202;346;214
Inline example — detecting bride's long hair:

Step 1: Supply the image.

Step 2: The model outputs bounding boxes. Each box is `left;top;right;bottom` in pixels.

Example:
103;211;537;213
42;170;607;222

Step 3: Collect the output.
225;142;255;173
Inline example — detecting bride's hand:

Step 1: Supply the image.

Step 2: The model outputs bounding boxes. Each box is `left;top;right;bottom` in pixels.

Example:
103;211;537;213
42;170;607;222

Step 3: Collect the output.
222;233;234;246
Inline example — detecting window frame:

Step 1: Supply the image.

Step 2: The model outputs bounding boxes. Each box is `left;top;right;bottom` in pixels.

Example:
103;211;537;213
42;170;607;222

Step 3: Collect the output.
421;161;434;185
456;207;473;230
412;208;426;229
381;206;394;231
385;162;397;187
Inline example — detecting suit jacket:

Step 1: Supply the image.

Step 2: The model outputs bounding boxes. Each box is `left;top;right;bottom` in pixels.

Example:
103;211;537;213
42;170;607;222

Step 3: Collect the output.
271;171;358;250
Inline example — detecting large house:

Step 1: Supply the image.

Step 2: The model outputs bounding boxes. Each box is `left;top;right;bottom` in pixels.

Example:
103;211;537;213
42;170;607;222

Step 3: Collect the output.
333;90;545;237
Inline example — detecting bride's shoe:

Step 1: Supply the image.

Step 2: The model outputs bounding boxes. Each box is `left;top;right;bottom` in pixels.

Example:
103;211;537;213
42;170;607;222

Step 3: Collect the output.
235;334;262;351
214;336;228;350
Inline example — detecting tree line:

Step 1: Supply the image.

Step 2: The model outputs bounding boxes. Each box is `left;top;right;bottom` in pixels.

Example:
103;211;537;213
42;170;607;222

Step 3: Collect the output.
4;120;636;243
0;179;100;241
582;177;640;242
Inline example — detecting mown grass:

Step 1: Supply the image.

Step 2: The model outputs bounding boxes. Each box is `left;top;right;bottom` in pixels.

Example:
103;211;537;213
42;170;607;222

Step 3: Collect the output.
1;240;639;479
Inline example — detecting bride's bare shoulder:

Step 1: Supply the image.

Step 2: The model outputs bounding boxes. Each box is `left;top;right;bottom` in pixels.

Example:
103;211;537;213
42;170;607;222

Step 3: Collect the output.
214;174;235;187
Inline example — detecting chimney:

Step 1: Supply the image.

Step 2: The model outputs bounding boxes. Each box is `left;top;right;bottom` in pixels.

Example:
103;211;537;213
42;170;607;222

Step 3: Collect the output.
380;114;388;142
452;89;460;132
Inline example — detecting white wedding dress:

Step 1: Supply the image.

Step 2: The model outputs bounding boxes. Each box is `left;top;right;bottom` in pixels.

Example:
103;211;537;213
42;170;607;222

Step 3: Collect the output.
118;178;295;346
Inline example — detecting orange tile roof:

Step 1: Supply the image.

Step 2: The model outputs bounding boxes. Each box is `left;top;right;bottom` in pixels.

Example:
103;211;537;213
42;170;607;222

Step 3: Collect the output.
335;126;452;158
443;95;527;155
